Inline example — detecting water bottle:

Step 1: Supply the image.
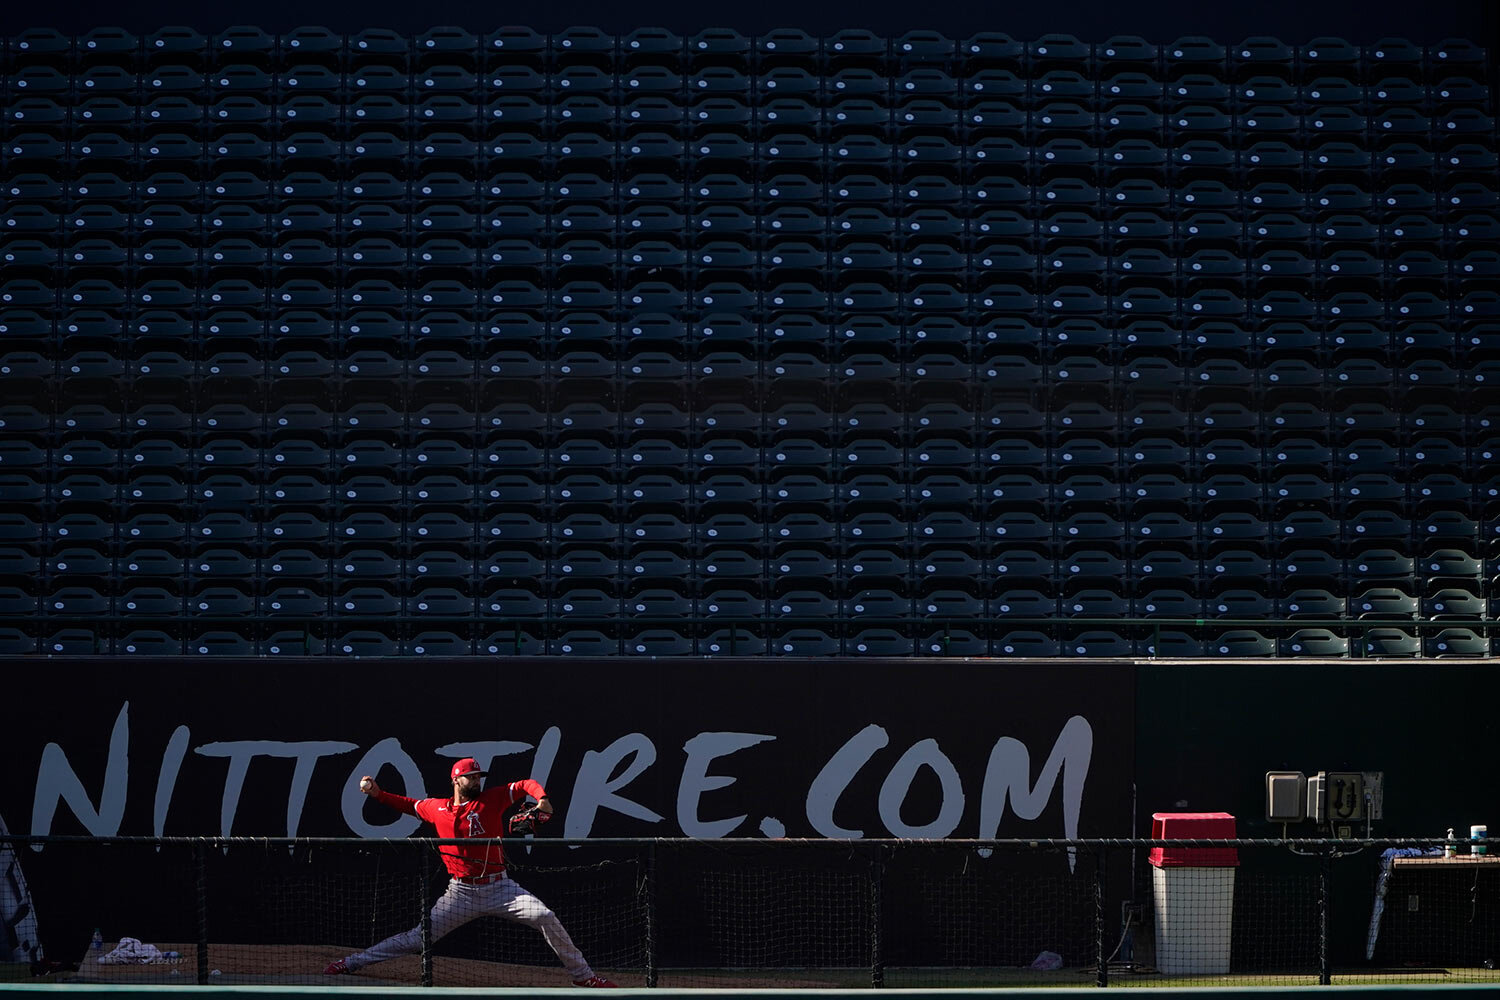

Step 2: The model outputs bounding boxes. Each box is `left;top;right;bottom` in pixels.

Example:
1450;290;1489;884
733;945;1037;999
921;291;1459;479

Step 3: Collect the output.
91;928;103;951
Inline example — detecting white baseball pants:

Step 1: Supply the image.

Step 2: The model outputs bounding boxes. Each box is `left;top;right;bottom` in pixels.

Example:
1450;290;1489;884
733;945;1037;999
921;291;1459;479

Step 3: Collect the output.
343;873;593;981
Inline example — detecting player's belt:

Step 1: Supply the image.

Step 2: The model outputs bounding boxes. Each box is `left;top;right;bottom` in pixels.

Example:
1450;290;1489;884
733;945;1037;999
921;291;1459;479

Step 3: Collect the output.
456;872;504;885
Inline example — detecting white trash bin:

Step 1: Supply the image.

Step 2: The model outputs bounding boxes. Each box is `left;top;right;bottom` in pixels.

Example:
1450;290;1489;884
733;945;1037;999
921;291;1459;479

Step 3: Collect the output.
1151;866;1234;974
1148;812;1238;975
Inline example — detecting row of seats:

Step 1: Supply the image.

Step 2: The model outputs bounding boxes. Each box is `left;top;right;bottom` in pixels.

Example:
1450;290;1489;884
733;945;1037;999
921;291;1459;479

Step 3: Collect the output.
3;202;1496;241
5;473;1496;512
7;170;1493;208
8;528;1496;563
8;169;1497;203
2;125;1488;160
6;566;1494;603
5;132;1491;165
11;203;1500;235
6;416;1500;451
8;255;1499;291
7;47;1492;85
4;314;1499;345
4;143;1490;178
1;143;1489;186
11;239;1488;271
6;476;1496;517
5;96;1492;127
6;318;1497;353
6;215;1494;257
8;398;1498;435
6;376;1496;423
3;281;1499;316
5;65;1488;109
6;274;1497;304
4;81;1489;116
8;322;1498;350
4;215;1491;244
3;579;1491;613
6;556;1495;595
5;27;1488;76
7;439;1500;477
2;312;1495;342
3;279;1493;310
9;452;1497;493
4;275;1494;308
0;625;1492;658
7;500;1496;541
8;353;1498;392
6;512;1496;551
7;526;1494;566
6;408;1499;449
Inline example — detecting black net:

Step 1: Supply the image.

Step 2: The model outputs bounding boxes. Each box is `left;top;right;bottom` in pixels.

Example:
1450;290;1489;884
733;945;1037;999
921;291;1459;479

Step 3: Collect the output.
1368;853;1500;973
7;837;1500;989
654;842;873;988
881;843;1097;988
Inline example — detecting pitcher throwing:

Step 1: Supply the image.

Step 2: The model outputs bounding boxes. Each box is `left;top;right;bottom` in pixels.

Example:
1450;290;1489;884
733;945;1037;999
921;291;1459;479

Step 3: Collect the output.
323;758;616;987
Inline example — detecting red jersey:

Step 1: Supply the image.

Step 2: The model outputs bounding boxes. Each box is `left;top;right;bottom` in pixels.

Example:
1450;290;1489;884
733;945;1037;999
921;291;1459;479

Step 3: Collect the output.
373;779;546;878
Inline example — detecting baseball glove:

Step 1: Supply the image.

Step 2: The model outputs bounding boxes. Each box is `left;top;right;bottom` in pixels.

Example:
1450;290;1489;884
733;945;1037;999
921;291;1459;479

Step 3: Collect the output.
508;806;551;836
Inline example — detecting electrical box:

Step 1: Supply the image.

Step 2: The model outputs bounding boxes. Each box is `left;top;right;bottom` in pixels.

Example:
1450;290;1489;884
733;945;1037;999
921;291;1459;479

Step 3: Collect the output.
1307;771;1327;822
1265;771;1306;822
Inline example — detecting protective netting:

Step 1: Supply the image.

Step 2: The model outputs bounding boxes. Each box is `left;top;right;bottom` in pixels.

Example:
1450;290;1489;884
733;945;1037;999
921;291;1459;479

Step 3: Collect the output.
1367;854;1500;972
8;837;1498;988
653;843;873;987
881;844;1096;987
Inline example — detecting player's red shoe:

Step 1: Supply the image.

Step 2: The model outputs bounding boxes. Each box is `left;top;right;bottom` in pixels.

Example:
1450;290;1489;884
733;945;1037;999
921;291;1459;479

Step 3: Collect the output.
323;959;348;975
572;974;617;987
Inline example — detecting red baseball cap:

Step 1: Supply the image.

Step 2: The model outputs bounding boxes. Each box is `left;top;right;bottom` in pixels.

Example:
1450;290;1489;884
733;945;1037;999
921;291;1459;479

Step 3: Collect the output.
450;758;486;780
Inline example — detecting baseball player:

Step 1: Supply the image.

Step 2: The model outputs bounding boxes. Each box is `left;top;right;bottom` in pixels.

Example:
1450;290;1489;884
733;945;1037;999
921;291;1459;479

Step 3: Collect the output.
323;758;617;987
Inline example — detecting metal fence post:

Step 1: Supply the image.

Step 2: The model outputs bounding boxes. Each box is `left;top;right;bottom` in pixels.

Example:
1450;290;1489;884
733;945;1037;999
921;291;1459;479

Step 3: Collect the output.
1319;848;1332;986
645;842;658;988
870;848;885;989
1095;845;1108;988
419;848;433;987
194;843;209;985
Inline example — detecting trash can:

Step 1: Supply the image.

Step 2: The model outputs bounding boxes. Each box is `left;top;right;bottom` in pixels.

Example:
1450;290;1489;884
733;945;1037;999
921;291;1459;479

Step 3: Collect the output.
1149;811;1238;975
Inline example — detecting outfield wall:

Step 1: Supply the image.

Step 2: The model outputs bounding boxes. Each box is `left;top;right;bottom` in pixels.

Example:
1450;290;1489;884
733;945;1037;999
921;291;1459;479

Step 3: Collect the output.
2;657;1497;969
4;657;1492;844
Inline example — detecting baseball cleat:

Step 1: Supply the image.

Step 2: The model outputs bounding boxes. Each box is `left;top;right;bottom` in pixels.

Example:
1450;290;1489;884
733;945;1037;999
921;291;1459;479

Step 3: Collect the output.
571;975;617;987
323;959;348;975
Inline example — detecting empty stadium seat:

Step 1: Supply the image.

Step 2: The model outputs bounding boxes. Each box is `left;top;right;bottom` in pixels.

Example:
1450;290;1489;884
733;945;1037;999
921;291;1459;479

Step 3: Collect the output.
0;28;1496;659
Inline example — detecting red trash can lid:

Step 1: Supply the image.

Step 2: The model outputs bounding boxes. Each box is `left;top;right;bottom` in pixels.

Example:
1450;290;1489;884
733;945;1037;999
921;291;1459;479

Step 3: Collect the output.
1149;811;1239;867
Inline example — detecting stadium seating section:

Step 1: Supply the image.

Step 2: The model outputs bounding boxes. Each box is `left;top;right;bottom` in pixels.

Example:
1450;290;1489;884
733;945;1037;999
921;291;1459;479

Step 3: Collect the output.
0;27;1496;655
